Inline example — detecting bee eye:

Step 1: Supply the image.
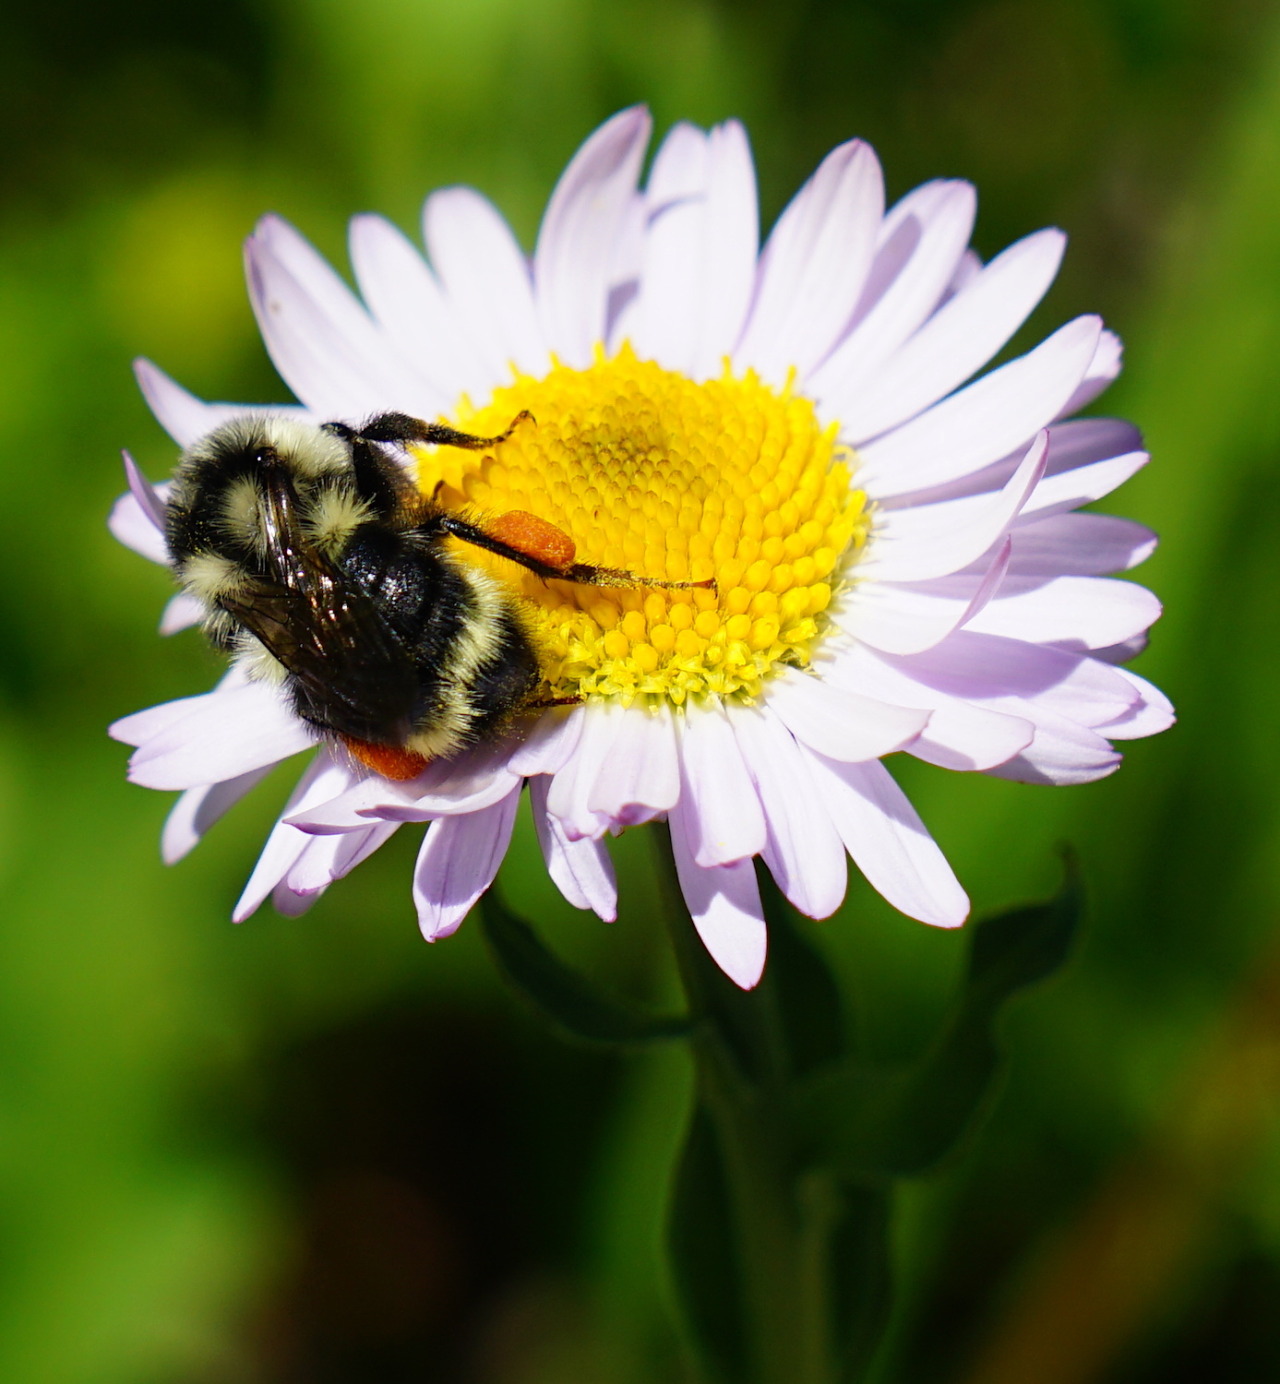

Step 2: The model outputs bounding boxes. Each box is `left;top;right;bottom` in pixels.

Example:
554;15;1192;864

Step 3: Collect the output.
252;446;277;467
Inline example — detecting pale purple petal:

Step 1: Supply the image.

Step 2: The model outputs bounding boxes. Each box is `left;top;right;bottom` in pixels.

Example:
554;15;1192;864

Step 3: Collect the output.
875;416;1143;513
133;359;315;449
1094;667;1176;740
675;700;766;867
162;765;275;864
506;706;586;777
529;777;618;921
632;120;758;379
159;593;203;635
732;706;847;919
986;711;1122;785
1019;448;1149;522
815;642;1035;772
110;664;250;745
544;704;628;841
125;680;313;789
893;631;1140;727
965;575;1162;650
735;139;884;384
246;215;435;418
669;799;767;990
423;188;548;378
1058;329;1122;416
835;228;1065;440
585;702;680;826
832;538;1012;655
285;819;400;895
234;750;355;921
348;212;485;403
800;752;969;927
109;494;168;565
413;788;522;941
108;452;170;563
862;432;1047;583
1003;513;1157;576
809;181;976;396
290;739;522;831
534;106;651;367
765;665;929;761
856;316;1101;497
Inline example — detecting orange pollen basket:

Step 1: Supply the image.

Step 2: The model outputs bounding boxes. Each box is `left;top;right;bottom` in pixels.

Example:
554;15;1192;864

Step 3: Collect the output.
343;736;430;782
486;510;577;569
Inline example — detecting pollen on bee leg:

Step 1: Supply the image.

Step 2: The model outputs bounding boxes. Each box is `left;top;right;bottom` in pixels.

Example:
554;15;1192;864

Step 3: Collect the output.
342;736;429;782
487;510;577;571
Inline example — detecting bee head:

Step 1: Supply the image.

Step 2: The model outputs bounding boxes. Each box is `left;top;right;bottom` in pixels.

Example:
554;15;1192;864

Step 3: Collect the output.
166;416;373;566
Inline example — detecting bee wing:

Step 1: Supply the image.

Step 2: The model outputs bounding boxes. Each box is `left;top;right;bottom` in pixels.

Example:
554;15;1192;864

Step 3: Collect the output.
221;476;422;743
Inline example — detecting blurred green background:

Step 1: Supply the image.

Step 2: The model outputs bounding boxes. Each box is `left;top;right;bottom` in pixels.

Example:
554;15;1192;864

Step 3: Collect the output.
1;0;1278;1379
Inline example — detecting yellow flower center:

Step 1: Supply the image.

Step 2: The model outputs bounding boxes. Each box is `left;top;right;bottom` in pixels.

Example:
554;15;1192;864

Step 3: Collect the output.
412;344;869;707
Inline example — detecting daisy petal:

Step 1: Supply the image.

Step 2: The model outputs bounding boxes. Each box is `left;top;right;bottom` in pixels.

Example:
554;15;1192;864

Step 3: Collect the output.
669;801;767;990
675;701;766;868
1096;667;1176;739
965;575;1162;650
234;750;354;921
246;215;432;418
832;538;1012;655
424;188;548;378
894;631;1140;727
767;666;929;761
413;787;522;941
837;227;1065;440
987;711;1122;785
134;359;312;449
1058;329;1122;416
348;212;482;403
810;180;976;395
285;819;400;895
544;705;628;841
801;753;969;927
125;681;313;790
162;766;275;864
158;593;203;635
816;642;1034;772
1005;513;1157;576
585;702;680;827
506;707;585;777
857;316;1101;496
862;432;1047;583
732;707;847;919
633;120;758;379
534;106;652;367
735;139;884;384
530;777;618;921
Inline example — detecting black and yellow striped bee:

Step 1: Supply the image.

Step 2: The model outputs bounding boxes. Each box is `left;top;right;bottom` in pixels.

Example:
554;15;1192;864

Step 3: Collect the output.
164;411;703;780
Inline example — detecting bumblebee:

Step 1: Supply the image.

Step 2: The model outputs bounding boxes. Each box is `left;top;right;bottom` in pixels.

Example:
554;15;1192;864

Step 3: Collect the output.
165;410;705;781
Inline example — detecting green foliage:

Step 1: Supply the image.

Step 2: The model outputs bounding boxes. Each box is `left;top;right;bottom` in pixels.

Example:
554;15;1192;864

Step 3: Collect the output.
663;863;1081;1382
480;888;690;1046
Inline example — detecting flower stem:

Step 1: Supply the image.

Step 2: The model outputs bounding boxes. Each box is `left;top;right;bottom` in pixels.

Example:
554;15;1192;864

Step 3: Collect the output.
655;831;847;1384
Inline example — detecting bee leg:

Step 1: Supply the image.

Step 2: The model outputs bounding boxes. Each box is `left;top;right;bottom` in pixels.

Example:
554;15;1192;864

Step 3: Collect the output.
440;511;717;593
351;411;535;451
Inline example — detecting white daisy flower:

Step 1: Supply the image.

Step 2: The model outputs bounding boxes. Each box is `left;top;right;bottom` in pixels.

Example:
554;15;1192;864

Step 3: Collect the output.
109;108;1173;989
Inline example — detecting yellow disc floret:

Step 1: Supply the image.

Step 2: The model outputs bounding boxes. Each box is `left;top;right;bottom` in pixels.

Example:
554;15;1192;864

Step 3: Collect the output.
411;344;869;707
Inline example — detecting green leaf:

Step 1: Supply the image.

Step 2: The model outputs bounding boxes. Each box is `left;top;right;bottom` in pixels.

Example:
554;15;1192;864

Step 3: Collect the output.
478;890;691;1047
790;857;1084;1179
666;1103;750;1384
